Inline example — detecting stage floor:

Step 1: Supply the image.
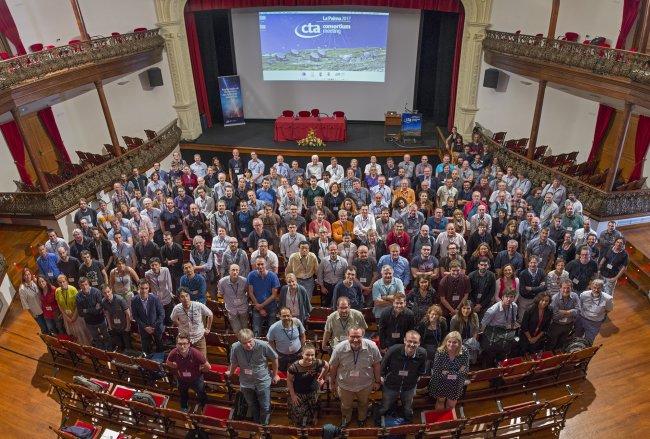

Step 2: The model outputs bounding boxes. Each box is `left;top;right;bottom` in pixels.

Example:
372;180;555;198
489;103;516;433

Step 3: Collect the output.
187;119;443;151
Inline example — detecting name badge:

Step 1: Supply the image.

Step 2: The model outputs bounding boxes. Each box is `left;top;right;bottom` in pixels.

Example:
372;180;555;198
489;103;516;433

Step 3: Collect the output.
92;281;98;286
496;233;502;238
182;371;192;378
169;224;177;230
349;370;360;377
359;277;367;283
240;227;246;232
191;290;199;296
243;368;253;375
452;295;460;301
572;278;579;284
447;374;457;380
567;227;573;231
234;298;243;306
606;264;613;270
47;271;54;277
113;318;121;324
68;277;75;283
142;259;148;266
197;229;203;234
288;344;298;353
45;306;53;311
398;370;408;377
476;293;482;299
235;168;240;173
391;332;401;338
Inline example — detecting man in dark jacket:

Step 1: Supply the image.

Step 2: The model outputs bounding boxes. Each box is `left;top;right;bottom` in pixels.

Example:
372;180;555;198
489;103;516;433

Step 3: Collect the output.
379;330;427;421
468;258;496;316
76;277;112;349
517;256;547;321
378;292;415;352
131;279;165;354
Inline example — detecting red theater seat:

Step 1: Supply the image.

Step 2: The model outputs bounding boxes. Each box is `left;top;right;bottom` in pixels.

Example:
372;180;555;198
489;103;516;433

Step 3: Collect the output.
310;108;320;117
134;27;147;33
203;404;232;421
29;43;44;52
298;110;311;118
333;110;345;118
421;408;456;424
0;52;10;60
282;110;294;117
563;32;579;42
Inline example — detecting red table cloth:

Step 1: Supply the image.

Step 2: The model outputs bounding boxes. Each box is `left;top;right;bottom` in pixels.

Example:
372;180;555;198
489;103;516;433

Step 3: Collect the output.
274;116;346;142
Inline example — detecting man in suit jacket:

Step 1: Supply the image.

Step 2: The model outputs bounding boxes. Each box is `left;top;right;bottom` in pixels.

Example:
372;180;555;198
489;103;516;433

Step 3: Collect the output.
131;279;165;354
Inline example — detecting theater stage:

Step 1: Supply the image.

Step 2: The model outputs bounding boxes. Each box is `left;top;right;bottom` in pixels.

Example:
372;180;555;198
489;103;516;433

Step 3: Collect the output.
181;119;444;157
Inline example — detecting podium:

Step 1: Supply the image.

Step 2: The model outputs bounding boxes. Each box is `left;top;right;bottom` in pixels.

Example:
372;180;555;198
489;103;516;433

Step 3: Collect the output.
384;112;402;141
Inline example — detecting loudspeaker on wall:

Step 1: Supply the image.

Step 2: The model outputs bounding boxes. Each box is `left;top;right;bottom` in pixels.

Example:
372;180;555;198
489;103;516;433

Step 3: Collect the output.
146;67;163;87
483;68;500;89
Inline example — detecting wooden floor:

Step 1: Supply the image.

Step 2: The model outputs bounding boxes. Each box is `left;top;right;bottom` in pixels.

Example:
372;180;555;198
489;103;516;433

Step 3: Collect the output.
1;280;649;437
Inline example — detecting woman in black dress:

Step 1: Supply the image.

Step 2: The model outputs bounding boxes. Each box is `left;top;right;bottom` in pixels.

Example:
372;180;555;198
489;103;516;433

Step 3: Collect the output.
407;277;438;323
428;331;470;410
556;231;577;262
519;292;553;354
416;304;448;370
286;343;329;426
449;300;480;363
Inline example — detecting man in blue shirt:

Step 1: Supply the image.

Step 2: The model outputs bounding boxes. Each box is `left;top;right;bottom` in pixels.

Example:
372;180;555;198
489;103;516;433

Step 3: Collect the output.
255;179;277;206
37;244;60;284
247;257;280;336
180;262;207;303
378;244;411;287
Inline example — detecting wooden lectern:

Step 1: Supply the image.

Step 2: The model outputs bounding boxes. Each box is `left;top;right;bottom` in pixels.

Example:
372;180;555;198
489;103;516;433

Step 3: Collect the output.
384;112;402;142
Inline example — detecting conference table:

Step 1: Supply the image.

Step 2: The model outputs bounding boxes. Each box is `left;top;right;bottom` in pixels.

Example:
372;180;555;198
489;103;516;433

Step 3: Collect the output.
274;116;347;142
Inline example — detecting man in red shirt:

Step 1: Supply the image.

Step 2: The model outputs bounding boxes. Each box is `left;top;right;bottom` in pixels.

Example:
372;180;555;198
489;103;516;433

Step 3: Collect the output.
166;334;211;411
385;222;411;258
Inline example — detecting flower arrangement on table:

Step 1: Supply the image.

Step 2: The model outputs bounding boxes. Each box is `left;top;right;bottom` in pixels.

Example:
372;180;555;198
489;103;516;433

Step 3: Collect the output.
297;128;326;148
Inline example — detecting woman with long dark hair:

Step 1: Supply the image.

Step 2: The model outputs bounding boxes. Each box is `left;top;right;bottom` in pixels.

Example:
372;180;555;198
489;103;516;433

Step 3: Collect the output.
37;275;64;335
286;343;329;426
416;304;448;368
449;299;480;363
519;292;553;354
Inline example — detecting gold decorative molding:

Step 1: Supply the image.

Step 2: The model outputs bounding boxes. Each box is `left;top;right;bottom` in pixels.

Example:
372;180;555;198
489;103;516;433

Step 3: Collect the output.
0;30;165;89
154;0;492;140
0;120;181;219
483;30;650;85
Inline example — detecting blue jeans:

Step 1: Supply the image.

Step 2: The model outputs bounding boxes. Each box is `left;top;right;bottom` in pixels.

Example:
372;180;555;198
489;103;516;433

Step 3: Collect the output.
380;386;416;421
252;302;278;337
86;321;113;350
241;385;271;424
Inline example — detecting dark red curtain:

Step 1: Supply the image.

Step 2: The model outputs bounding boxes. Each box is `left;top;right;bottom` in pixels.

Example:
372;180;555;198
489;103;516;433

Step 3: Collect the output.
185;12;213;128
185;0;462;128
615;0;641;49
588;105;615;163
0;0;26;54
187;0;460;12
38;108;71;162
630;115;650;181
0;122;32;185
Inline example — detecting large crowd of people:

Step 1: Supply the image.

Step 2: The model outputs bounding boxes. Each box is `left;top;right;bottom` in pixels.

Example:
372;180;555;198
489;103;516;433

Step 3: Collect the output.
18;143;627;425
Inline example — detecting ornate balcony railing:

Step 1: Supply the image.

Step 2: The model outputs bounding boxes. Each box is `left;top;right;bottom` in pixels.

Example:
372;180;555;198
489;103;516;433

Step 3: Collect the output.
0;120;181;218
0;29;164;89
480;127;650;219
483;30;650;86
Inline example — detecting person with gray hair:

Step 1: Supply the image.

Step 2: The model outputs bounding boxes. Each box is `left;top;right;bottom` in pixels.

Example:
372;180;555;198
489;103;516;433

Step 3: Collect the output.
227;328;279;424
575;279;613;343
189;235;213;282
494;239;524;277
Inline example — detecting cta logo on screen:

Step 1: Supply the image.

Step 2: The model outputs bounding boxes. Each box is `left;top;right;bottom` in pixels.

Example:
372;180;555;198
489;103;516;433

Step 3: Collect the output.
294;22;322;39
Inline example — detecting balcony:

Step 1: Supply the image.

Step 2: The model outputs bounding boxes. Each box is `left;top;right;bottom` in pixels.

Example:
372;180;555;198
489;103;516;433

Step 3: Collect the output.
481;127;650;220
0;29;165;116
0;119;181;219
482;31;650;108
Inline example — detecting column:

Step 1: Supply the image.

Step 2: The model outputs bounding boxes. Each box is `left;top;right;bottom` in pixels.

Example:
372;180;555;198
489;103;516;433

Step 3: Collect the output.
547;0;561;39
154;0;202;140
94;81;121;156
11;108;49;192
527;80;547;159
605;103;633;192
69;0;91;42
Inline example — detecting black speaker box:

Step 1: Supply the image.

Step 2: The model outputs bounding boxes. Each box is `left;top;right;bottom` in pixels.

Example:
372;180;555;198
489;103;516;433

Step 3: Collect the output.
146;67;163;87
483;68;500;88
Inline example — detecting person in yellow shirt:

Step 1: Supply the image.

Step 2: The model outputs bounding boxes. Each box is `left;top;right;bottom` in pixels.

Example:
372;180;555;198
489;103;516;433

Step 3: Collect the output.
331;209;354;243
393;178;416;206
55;274;91;344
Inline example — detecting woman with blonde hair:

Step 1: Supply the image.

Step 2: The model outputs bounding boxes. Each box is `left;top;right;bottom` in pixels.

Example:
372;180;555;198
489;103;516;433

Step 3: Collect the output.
451;209;469;237
55;274;91;344
467;243;494;272
428;331;470;410
415;304;448;366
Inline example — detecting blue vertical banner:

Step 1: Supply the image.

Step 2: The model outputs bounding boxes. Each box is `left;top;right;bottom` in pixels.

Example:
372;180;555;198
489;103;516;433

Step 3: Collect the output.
217;75;245;126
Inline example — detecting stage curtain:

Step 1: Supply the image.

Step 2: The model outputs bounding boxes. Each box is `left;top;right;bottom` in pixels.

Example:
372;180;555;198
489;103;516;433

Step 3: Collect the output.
186;0;460;13
0;0;26;54
38;108;71;163
0;122;32;185
185;12;213;128
615;0;640;49
588;105;615;163
447;4;464;129
630;115;650;181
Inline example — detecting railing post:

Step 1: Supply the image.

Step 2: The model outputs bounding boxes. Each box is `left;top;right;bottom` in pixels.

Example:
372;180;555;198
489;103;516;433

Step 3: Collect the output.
548;0;560;39
10;108;49;192
94;80;121;156
605;103;633;192
69;0;91;42
528;80;547;159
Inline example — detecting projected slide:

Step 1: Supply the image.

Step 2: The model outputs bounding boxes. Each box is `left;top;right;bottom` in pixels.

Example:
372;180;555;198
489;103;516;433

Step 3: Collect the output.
259;11;389;82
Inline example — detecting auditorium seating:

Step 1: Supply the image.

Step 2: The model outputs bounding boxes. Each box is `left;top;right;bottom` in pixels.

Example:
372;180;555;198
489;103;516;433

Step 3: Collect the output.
45;371;581;439
333;110;346;118
282;110;294;117
298;110;311;118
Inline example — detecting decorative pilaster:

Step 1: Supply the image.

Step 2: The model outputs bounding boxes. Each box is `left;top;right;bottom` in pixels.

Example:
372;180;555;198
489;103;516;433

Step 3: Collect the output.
154;0;202;140
455;0;493;139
